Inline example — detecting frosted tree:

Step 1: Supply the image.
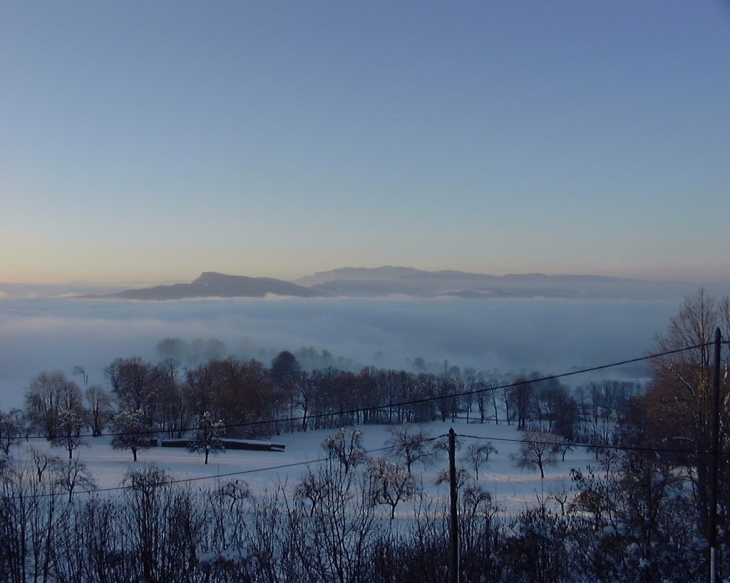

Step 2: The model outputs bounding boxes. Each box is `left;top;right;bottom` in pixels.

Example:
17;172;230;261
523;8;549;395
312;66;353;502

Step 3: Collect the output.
188;412;225;464
111;409;153;462
51;408;86;460
322;427;367;473
367;457;417;519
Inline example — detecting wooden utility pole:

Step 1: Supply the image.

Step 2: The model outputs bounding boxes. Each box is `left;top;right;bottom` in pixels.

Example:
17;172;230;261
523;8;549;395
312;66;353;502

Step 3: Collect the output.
449;428;459;583
709;328;722;583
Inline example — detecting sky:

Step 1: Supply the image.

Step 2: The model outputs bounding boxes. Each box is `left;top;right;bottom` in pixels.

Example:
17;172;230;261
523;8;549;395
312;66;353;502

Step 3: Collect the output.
1;1;729;284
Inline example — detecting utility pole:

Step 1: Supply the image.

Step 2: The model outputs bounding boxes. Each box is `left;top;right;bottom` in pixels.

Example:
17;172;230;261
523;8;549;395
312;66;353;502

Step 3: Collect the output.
709;327;722;583
449;427;459;583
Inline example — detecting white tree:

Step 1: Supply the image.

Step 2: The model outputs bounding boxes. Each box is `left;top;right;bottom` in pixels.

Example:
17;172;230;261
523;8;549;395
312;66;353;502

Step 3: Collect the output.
111;409;153;462
51;408;85;459
188;412;225;465
322;427;367;473
367;457;417;519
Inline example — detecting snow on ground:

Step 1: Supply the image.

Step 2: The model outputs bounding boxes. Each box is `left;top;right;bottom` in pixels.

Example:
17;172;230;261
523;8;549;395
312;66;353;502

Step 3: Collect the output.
8;419;595;516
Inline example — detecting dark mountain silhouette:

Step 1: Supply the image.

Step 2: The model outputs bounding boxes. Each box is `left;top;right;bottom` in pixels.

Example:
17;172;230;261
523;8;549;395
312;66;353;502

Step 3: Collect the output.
292;266;700;300
81;272;323;300
72;266;710;302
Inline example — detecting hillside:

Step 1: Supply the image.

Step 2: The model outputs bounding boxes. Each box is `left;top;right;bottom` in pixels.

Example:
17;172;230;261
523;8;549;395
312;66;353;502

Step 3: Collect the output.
81;272;323;300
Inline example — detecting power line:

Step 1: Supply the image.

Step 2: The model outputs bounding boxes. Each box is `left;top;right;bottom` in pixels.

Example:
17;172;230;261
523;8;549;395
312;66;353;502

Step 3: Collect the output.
456;432;730;458
2;341;723;502
64;341;711;440
7;419;723;502
8;417;728;502
1;433;447;500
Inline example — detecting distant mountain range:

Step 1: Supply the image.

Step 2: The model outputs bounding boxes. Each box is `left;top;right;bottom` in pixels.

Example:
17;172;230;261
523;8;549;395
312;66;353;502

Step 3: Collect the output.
71;266;713;301
291;266;702;300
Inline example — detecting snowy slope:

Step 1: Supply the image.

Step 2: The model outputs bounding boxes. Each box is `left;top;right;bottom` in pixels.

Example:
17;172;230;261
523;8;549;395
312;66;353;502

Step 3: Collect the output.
9;419;595;516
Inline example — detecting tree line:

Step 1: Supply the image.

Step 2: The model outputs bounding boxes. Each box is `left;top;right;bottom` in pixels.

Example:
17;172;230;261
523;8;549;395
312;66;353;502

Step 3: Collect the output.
0;346;642;464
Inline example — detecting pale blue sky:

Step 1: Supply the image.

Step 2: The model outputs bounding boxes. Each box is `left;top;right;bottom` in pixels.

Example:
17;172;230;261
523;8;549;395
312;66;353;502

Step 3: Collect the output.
1;1;729;283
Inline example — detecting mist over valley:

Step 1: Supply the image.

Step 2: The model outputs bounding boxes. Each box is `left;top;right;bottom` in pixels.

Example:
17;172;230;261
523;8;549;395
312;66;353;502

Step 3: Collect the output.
0;288;683;410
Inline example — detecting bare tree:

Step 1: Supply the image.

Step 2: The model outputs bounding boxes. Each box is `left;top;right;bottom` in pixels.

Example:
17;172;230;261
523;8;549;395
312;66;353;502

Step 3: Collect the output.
553;436;574;462
0;411;21;455
155;359;188;438
512;431;561;479
0;459;64;582
84;385;112;437
435;466;471;490
212;479;251;511
291;456;377;582
53;458;96;502
547;484;570;516
271;350;301;431
72;365;89;387
384;425;437;476
644;289;730;540
462;441;498;480
105;357;160;424
24;371;83;439
28;446;61;482
121;465;199;582
507;379;535;430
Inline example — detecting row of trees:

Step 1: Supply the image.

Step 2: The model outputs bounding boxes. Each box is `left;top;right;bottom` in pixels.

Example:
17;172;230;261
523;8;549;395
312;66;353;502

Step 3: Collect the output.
9;351;637;457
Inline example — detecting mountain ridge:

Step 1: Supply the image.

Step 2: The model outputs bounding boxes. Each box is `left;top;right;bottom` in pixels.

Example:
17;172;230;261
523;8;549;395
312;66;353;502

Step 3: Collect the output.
79;272;322;300
292;266;697;300
71;267;712;301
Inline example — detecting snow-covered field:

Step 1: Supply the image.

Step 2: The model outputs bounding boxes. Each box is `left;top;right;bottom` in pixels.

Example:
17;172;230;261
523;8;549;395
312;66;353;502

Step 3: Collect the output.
9;419;594;516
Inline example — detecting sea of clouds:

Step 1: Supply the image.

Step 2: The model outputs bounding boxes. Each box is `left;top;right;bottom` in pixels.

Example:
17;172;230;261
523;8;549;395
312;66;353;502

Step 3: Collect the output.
0;296;680;410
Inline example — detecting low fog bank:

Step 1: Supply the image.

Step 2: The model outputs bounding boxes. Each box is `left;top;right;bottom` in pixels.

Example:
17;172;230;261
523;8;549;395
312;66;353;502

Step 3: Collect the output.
0;296;678;409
